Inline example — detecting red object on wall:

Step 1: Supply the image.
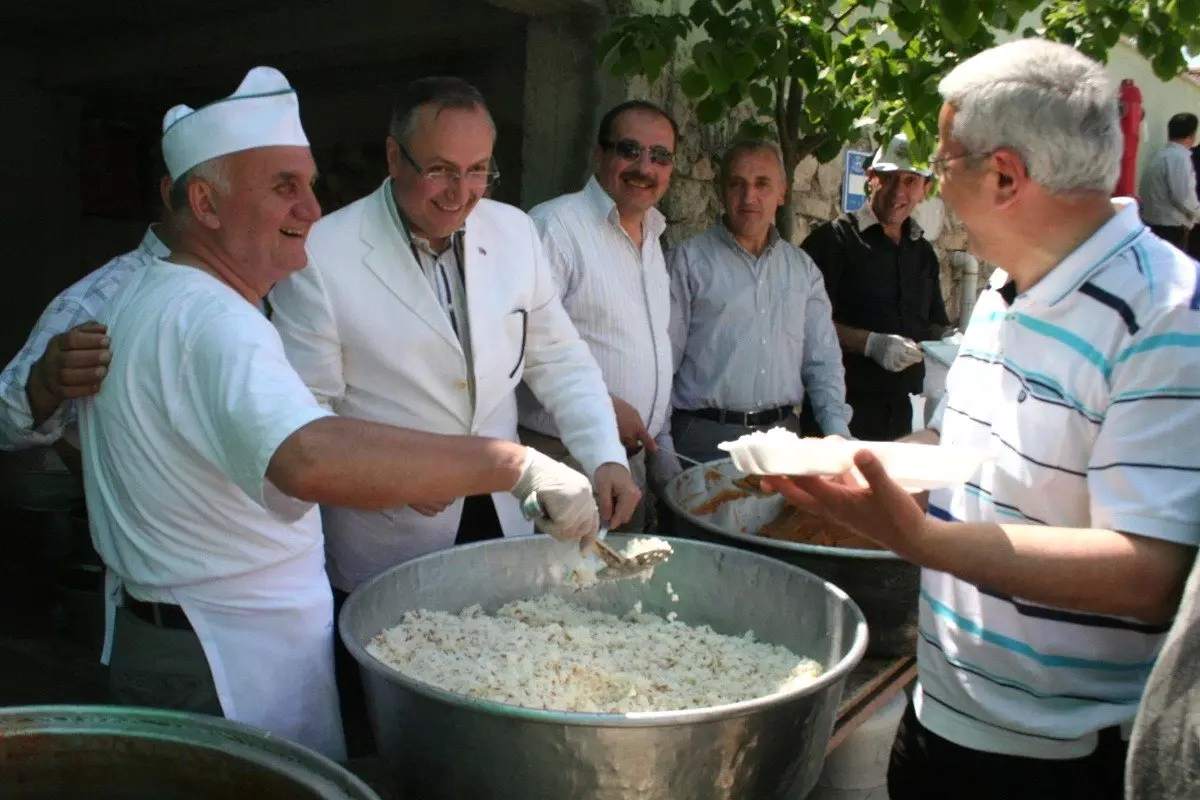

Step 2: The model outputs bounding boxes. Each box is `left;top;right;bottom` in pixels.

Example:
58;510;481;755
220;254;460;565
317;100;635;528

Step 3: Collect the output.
1115;79;1143;199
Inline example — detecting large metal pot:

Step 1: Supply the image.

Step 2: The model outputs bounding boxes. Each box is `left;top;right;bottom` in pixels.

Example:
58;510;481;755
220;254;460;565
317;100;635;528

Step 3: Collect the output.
0;705;381;799
340;534;867;800
662;460;920;658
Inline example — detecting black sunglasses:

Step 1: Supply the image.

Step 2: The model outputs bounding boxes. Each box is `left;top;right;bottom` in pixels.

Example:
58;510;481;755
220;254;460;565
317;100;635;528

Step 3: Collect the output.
600;138;675;167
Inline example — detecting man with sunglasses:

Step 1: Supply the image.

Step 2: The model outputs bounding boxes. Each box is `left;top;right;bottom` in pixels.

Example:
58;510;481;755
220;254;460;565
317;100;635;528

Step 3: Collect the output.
518;100;679;526
801;133;951;441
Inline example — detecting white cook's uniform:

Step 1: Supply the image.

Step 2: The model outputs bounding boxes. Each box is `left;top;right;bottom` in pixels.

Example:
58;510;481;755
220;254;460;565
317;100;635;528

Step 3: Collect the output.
270;182;626;592
79;259;344;760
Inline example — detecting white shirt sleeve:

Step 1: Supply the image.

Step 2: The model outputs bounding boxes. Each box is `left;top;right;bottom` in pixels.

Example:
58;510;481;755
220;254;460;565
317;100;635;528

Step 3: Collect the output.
520;218;627;476
1167;150;1200;224
0;297;88;450
269;258;345;412
531;218;579;302
665;243;691;375
1087;305;1200;545
175;308;333;511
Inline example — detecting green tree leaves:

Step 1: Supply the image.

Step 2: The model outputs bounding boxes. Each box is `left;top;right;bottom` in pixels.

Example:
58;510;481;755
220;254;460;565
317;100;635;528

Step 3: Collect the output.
599;0;1200;238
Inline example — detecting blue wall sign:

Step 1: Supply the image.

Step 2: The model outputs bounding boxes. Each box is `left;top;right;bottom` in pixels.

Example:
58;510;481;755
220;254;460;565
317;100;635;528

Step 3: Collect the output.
841;149;873;213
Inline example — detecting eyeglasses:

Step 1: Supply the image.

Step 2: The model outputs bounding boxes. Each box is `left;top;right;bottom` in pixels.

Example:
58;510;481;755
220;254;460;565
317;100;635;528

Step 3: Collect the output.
928;149;996;177
600;138;675;167
398;141;500;189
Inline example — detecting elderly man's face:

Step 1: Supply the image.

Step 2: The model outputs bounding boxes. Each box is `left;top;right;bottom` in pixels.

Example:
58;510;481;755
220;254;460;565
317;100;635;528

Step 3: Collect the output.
594;109;675;222
722;149;786;241
868;170;929;227
217;145;321;285
387;104;494;243
934;103;991;256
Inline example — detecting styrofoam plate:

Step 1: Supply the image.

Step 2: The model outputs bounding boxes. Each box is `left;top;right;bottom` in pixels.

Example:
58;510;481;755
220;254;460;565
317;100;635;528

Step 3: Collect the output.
717;429;988;491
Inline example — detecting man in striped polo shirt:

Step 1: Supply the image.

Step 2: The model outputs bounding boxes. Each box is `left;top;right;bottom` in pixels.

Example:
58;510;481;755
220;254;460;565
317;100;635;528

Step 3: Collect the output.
765;38;1200;800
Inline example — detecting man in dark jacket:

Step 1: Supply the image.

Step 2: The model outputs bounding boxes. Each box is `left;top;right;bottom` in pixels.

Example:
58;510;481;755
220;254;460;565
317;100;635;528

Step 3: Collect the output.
801;134;950;440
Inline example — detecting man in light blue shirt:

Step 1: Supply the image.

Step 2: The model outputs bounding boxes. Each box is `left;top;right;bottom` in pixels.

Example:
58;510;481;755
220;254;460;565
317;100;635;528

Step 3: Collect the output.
666;139;851;463
1138;112;1200;250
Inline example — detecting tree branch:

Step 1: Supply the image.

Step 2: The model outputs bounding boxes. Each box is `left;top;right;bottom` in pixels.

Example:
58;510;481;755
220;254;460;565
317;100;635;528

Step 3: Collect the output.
828;2;857;34
774;76;792;153
796;131;828;161
784;76;804;143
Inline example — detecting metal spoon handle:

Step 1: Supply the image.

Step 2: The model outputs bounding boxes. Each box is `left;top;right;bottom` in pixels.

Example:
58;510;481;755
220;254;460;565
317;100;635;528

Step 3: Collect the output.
674;452;707;469
519;492;621;567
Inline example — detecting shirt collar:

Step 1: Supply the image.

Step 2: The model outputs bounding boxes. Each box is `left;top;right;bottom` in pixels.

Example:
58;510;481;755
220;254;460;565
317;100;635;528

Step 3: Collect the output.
384;178;463;255
141;225;171;258
716;216;781;257
1168;141;1191;153
584;175;666;240
852;202;924;241
1018;198;1148;307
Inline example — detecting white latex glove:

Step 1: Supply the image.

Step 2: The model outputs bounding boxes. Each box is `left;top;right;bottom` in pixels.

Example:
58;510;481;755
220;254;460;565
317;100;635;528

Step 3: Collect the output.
510;448;600;545
865;332;924;372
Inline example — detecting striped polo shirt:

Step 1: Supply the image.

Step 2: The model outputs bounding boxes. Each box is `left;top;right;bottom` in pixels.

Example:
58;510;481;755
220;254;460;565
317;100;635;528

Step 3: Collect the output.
918;199;1200;759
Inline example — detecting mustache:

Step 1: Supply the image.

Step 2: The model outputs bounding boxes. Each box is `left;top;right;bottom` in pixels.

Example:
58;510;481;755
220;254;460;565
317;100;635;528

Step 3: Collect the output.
620;169;657;186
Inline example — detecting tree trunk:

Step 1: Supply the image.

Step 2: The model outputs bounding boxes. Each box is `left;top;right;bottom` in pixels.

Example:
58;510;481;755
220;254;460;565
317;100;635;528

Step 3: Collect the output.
776;145;803;243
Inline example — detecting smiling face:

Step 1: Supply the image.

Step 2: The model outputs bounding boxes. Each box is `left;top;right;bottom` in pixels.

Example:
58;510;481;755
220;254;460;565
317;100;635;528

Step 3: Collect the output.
211;145;321;287
593;108;675;220
386;103;494;243
721;147;787;241
867;169;930;228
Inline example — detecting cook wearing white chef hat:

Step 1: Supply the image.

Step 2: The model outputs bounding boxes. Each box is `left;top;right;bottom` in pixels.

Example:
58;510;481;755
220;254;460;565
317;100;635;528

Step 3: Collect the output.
162;65;310;182
83;65;601;763
158;65;320;293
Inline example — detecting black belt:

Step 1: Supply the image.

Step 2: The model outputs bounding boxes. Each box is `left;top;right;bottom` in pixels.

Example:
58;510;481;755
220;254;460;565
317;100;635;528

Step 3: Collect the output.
123;591;193;631
681;405;794;427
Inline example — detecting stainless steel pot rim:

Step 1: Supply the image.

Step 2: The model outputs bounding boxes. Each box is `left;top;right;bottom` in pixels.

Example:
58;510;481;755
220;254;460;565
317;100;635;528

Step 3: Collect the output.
340;534;869;728
0;704;379;798
664;461;906;561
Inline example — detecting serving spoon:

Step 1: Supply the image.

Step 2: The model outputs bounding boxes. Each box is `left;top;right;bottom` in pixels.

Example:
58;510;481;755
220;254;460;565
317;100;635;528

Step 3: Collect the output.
519;493;671;581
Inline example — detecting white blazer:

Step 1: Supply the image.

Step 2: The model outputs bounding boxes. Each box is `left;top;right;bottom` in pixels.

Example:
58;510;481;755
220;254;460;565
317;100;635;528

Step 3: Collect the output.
270;181;625;591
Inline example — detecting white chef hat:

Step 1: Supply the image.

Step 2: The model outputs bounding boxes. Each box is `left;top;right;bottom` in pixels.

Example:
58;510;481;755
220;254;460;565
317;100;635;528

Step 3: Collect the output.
161;66;309;181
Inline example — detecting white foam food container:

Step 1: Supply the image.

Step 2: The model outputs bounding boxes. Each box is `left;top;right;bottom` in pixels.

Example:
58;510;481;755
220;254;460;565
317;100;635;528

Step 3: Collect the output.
717;428;988;491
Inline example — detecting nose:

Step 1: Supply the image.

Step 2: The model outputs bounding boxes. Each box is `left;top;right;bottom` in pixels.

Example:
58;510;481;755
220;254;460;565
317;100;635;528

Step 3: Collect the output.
296;184;322;222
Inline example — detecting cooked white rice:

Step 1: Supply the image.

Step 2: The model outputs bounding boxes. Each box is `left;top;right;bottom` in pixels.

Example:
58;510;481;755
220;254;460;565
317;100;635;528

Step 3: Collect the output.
367;594;823;713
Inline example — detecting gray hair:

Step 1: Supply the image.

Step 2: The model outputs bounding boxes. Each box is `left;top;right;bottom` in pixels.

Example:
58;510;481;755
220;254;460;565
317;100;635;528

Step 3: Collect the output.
388;76;496;146
169;156;231;212
720;139;786;182
937;38;1120;195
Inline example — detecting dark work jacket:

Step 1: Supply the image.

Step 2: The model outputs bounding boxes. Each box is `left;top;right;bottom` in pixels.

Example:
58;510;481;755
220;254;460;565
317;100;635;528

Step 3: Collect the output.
801;207;949;396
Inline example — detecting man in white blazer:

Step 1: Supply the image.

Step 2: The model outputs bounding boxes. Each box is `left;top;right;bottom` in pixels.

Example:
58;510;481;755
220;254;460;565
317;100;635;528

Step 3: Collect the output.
270;77;639;597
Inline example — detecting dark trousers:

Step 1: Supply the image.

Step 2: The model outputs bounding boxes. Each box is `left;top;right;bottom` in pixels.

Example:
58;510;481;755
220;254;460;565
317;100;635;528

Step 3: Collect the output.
332;494;503;756
1150;224;1190;251
1189;228;1200;262
847;390;914;441
888;700;1127;800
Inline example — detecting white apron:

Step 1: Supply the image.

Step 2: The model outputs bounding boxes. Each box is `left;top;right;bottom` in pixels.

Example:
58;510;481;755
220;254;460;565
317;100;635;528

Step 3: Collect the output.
102;543;346;761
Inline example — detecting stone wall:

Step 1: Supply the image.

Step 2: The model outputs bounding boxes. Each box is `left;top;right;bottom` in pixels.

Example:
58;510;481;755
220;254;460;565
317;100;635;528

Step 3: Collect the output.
622;73;989;328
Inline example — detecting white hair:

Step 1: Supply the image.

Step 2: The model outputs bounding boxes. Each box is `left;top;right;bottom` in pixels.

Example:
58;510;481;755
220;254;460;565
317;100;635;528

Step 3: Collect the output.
938;38;1120;194
189;157;231;196
169;156;231;212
